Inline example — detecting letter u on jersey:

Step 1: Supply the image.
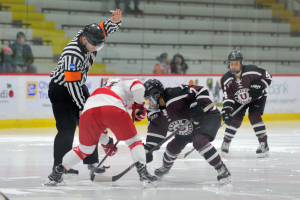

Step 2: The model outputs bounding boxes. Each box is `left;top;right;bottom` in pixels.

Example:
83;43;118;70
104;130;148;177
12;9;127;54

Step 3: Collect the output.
240;93;247;100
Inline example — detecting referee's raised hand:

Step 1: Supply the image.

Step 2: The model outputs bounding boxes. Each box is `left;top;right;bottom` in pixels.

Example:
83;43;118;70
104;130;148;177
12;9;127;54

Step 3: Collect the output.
111;9;122;23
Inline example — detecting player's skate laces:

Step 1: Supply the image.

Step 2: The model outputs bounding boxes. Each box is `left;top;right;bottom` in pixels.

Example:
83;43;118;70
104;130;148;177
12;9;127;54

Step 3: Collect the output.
135;162;157;187
154;165;170;178
220;141;231;157
217;164;231;184
256;141;269;158
44;164;66;186
88;164;106;177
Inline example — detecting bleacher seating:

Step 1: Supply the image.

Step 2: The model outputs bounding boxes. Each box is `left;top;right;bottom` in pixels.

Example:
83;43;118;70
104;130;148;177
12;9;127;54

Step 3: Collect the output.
62;24;292;37
0;11;12;23
0;27;33;40
1;0;300;74
40;6;279;22
139;0;263;8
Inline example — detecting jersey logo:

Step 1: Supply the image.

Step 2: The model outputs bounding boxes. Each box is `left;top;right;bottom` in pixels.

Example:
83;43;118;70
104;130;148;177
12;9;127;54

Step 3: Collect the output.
226;80;233;88
235;79;243;88
69;63;76;70
149;113;158;121
234;88;250;104
168;119;193;136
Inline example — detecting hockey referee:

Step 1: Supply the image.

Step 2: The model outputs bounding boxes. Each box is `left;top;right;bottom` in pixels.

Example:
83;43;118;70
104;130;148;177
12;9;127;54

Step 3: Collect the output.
48;9;122;175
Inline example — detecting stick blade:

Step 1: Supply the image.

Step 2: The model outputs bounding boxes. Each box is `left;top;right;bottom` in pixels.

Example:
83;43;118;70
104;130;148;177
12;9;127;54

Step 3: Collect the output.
92;174;113;182
177;154;185;159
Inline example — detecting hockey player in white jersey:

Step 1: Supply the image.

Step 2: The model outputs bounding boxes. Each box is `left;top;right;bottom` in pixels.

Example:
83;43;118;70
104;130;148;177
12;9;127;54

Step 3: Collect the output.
44;78;157;187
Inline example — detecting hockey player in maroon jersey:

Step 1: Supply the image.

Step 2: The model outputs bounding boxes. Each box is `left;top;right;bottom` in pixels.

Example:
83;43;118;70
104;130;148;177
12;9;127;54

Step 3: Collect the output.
220;51;272;158
44;78;157;187
143;79;231;183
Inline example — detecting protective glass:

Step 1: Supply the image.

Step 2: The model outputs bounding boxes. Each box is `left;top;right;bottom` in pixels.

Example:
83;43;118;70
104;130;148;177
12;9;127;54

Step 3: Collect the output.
144;95;160;111
86;40;104;51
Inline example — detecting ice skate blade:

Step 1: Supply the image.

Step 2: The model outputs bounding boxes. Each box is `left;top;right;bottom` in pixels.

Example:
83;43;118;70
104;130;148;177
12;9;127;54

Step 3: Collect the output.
43;179;66;186
219;177;232;184
257;151;269;158
177;154;185;159
221;152;228;157
142;180;157;188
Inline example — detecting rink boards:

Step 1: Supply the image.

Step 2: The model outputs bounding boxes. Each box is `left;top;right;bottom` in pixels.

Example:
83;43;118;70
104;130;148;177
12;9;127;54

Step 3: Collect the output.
0;74;299;128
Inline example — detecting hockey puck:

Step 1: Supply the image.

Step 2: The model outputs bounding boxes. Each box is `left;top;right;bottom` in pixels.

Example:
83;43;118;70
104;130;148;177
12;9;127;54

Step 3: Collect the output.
103;163;110;169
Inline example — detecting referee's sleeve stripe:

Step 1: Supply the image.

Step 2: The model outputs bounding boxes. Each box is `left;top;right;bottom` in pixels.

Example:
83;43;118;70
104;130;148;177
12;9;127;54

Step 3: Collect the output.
67;82;84;109
73;83;85;107
64;58;68;70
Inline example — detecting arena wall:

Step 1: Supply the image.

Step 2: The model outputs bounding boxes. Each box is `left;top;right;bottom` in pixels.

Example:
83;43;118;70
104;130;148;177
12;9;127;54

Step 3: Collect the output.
0;74;299;128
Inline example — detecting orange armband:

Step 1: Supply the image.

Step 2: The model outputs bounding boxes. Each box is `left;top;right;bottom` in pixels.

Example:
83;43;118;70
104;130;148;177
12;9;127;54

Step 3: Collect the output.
64;71;81;82
98;22;107;37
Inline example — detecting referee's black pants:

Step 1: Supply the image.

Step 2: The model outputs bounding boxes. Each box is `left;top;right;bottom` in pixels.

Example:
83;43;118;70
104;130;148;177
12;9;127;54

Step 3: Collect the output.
49;80;99;166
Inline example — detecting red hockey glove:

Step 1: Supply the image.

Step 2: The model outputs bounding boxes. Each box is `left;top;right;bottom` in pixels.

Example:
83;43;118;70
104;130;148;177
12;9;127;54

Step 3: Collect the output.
135;108;147;122
101;137;118;156
131;102;146;122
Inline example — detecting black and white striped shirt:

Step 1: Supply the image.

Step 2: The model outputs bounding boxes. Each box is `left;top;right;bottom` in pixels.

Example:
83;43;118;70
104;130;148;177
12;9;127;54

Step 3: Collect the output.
50;20;121;110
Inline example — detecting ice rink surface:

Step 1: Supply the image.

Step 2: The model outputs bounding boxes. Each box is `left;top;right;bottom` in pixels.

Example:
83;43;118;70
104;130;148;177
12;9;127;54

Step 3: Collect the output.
0;121;300;200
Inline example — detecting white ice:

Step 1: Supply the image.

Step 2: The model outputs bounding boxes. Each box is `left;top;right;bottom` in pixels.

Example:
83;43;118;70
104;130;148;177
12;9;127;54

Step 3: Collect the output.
0;121;300;200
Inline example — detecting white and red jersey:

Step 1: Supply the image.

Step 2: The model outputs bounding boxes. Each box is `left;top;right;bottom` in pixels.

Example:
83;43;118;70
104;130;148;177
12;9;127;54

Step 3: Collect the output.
82;79;144;114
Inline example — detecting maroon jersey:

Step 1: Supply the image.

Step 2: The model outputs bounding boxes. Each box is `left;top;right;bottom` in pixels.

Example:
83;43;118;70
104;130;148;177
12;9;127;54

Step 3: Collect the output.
221;64;272;111
146;85;219;147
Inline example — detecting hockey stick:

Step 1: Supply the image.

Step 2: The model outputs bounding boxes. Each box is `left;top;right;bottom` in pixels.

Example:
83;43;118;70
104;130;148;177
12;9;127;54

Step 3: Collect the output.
91;101;216;182
92;141;119;175
0;192;9;200
177;98;252;159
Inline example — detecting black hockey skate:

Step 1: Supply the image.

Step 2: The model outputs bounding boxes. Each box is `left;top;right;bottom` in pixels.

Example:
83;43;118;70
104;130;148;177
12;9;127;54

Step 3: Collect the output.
256;141;269;158
217;164;232;184
135;162;157;187
88;163;106;177
62;167;79;180
220;141;231;157
64;168;79;175
44;164;66;186
154;165;170;178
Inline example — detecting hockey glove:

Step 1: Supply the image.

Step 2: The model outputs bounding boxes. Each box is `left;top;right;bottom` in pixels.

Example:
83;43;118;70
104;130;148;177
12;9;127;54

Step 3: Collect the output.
101;137;118;156
144;143;155;163
132;102;146;122
249;81;264;99
82;84;90;100
221;108;234;125
190;100;206;124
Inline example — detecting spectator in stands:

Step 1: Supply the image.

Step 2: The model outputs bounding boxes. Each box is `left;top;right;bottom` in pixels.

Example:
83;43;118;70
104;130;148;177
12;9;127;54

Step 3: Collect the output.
0;46;5;73
0;46;18;73
170;54;188;74
9;32;37;73
123;0;143;13
153;52;171;74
